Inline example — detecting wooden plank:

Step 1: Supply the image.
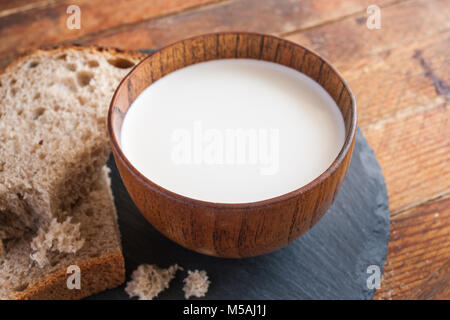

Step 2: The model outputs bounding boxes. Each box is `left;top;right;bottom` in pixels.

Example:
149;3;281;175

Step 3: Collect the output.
0;0;225;60
286;0;450;71
374;195;450;299
0;0;402;70
364;94;449;214
407;258;450;299
356;31;450;213
83;0;398;51
0;0;57;16
352;30;450;213
345;34;449;128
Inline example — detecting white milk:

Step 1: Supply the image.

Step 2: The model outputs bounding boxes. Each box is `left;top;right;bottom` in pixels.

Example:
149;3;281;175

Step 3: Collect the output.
121;59;345;203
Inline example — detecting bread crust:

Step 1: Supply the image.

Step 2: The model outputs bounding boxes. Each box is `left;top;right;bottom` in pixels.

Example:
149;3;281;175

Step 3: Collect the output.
3;44;146;74
11;251;125;300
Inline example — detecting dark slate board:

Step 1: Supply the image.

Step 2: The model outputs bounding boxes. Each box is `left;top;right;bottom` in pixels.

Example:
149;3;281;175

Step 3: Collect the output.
89;128;389;300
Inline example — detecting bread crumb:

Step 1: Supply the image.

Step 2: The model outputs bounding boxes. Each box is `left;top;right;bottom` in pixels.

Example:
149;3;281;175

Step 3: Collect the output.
30;217;85;268
183;270;210;299
125;264;182;300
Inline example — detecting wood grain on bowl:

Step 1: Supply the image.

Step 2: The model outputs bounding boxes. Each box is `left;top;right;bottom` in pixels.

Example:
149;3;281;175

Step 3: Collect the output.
108;32;357;258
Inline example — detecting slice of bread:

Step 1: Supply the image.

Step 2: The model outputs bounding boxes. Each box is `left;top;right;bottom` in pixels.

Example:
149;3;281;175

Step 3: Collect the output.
0;167;124;300
0;46;145;242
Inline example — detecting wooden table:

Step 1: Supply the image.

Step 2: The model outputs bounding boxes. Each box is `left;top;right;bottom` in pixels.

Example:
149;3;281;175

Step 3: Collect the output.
1;0;448;299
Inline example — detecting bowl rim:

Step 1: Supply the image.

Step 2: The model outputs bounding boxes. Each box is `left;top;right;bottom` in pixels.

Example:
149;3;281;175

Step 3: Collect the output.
108;31;357;209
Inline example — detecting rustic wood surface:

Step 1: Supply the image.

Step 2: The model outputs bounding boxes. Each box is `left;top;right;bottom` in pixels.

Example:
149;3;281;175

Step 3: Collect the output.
1;0;448;299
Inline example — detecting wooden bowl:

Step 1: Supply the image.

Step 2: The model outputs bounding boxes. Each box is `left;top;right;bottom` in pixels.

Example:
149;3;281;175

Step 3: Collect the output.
108;32;357;258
